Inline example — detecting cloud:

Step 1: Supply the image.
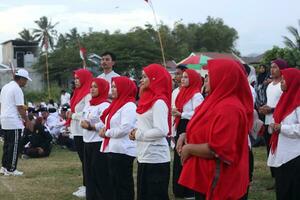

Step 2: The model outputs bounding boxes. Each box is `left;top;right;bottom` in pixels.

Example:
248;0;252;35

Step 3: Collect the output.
0;5;67;34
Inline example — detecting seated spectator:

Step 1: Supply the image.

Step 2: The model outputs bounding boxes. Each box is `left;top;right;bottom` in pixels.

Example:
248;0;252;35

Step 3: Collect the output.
41;107;63;140
23;118;52;158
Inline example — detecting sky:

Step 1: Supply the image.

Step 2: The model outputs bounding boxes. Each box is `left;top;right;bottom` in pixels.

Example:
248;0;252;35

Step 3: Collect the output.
0;0;299;63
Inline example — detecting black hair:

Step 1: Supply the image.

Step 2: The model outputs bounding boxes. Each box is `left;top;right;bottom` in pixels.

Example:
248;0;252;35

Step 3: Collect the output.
49;99;54;105
176;64;188;71
101;51;116;61
14;75;22;81
243;64;251;76
61;89;66;93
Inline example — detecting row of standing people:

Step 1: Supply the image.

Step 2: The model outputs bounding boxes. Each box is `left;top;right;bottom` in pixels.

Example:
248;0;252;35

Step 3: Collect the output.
67;62;173;200
256;59;300;200
68;52;256;200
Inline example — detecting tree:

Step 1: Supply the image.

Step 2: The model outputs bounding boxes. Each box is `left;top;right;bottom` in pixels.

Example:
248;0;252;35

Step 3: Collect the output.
17;29;37;42
261;46;300;67
283;20;300;50
33;16;58;99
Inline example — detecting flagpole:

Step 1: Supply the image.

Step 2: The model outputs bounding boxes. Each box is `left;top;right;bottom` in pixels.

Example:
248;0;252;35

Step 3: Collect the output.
146;0;167;67
77;38;86;69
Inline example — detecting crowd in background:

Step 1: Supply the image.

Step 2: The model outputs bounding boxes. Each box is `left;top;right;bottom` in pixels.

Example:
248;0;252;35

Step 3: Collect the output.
0;51;299;200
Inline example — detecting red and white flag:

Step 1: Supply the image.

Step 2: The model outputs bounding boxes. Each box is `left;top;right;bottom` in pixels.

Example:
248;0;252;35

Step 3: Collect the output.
79;47;87;60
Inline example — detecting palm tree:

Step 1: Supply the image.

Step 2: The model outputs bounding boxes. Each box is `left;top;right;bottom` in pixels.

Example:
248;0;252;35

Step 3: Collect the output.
66;27;80;43
33;16;58;99
283;20;300;50
18;29;37;42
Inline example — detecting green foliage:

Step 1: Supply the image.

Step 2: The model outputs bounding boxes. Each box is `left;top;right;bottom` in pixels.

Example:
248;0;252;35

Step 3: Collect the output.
17;29;37;42
283;19;300;50
261;46;300;67
33;16;59;50
30;16;238;86
24;84;61;103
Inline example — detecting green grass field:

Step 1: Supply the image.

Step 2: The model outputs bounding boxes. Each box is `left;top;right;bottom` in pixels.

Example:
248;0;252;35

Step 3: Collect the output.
0;142;275;200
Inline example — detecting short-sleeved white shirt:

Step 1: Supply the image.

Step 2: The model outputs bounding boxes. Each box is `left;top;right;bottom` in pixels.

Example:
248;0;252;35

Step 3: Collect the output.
0;81;24;129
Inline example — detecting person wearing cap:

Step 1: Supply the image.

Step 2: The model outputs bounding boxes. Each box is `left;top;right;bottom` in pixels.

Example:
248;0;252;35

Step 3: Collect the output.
0;68;32;176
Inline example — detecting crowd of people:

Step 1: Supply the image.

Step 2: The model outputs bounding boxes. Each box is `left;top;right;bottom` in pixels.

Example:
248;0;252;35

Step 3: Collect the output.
0;51;299;200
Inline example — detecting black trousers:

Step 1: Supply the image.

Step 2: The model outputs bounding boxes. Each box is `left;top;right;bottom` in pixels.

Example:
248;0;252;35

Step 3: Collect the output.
275;155;300;200
84;142;110;200
107;153;135;200
263;125;275;177
173;119;194;198
24;147;50;158
137;162;170;200
1;129;22;172
74;136;85;186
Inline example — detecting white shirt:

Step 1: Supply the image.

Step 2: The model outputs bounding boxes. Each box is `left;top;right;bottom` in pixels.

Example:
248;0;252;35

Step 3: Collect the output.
97;71;120;94
135;100;170;163
181;93;204;120
267;106;300;167
0;81;24;129
101;102;136;157
70;94;91;136
265;82;282;125
249;84;256;104
81;102;110;143
171;87;180;137
45;112;62;138
61;92;71;105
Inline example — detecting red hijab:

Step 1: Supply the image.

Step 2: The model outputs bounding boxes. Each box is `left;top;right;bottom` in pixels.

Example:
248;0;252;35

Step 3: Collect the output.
174;69;202;128
89;78;109;106
179;59;253;199
66;69;93;126
270;68;300;154
136;64;172;135
100;76;137;151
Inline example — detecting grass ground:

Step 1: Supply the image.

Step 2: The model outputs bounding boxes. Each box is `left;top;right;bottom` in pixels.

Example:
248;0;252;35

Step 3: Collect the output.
0;143;275;200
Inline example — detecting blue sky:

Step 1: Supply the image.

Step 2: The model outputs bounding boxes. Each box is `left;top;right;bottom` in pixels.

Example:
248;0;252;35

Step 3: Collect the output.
0;0;299;62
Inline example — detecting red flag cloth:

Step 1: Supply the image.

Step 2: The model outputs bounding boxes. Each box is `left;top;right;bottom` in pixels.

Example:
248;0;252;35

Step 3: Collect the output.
179;59;253;200
80;47;87;60
270;68;300;154
100;77;137;152
66;69;93;126
136;64;172;136
174;69;202;128
89;78;109;106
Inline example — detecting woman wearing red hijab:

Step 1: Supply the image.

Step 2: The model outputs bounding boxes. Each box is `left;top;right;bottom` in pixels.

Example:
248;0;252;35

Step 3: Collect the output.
67;69;93;198
267;68;300;200
129;64;172;200
80;78;110;200
172;69;204;198
177;59;253;200
99;76;137;200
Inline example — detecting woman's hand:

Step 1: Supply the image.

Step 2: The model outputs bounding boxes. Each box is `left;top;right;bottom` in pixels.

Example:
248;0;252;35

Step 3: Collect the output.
180;144;191;164
66;111;73;119
176;133;186;156
129;129;137;140
172;108;181;117
99;127;106;138
270;123;281;132
80;120;89;129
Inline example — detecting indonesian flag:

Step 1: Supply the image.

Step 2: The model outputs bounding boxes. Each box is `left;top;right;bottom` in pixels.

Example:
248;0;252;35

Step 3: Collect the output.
79;47;87;60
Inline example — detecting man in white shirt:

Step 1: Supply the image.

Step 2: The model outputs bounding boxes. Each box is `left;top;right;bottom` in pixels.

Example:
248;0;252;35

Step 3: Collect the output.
258;59;287;188
0;69;32;176
60;90;71;106
97;51;120;98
